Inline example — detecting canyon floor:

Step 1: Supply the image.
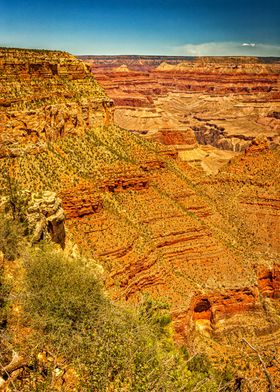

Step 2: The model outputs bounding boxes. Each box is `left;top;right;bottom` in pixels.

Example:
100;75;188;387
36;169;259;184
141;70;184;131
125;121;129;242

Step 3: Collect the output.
0;49;279;391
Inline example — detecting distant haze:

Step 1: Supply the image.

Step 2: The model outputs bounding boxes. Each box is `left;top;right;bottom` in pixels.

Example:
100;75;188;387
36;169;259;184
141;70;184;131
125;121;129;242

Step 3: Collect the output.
0;0;279;56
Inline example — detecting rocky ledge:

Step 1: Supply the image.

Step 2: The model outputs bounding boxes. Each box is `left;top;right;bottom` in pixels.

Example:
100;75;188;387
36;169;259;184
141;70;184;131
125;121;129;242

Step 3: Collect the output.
0;48;114;157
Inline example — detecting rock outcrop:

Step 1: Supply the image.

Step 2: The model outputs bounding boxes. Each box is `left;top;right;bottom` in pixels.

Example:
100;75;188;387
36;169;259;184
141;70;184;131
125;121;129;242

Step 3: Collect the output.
0;48;114;158
191;288;259;324
0;189;65;248
26;191;65;248
258;265;280;299
172;287;264;341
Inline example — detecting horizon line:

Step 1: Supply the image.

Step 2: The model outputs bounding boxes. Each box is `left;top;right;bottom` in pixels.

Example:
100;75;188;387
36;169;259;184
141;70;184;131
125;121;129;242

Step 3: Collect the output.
1;46;280;58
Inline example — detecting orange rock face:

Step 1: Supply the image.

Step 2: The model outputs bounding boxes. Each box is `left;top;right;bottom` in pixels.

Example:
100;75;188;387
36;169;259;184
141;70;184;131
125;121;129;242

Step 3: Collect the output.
59;174;150;219
190;288;259;322
156;129;197;146
59;186;103;219
0;49;114;158
258;265;280;299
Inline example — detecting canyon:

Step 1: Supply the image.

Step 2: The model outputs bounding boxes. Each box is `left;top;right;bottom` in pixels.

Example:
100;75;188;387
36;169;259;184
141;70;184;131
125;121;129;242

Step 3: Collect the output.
0;49;279;390
82;55;280;174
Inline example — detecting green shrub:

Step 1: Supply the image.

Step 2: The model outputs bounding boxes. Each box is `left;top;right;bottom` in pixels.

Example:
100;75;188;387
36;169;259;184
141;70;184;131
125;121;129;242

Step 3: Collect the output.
21;244;221;391
1;167;28;223
139;294;172;337
0;266;12;369
0;213;25;261
187;353;212;374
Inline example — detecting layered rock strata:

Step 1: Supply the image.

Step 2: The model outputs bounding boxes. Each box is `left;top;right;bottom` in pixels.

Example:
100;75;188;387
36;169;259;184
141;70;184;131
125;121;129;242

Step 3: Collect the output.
258;265;280;299
0;48;113;158
85;55;280;173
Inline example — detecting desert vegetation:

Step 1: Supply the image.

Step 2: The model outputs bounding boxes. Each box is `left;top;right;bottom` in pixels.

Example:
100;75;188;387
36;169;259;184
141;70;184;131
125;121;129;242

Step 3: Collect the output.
0;217;227;391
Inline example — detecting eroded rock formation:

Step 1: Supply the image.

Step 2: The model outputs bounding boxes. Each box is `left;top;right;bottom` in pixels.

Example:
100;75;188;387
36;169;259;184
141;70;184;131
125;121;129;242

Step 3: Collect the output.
0;48;114;158
1;189;65;248
84;55;280;173
258;265;280;299
26;191;65;247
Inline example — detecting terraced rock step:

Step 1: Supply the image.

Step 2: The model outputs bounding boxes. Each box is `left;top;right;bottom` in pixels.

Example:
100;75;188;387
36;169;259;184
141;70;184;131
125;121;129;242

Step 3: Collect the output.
0;48;114;158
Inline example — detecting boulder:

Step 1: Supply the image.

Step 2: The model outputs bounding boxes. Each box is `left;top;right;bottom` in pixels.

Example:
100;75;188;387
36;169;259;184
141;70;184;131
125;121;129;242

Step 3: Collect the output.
26;191;65;248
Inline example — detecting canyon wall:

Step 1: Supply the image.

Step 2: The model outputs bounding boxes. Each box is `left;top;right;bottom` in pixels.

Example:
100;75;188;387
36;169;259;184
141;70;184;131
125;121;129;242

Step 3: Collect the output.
84;55;280;173
1;49;279;389
0;48;114;158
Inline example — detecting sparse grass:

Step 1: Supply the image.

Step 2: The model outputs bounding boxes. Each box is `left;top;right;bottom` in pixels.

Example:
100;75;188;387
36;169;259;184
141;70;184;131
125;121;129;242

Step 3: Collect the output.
0;124;158;192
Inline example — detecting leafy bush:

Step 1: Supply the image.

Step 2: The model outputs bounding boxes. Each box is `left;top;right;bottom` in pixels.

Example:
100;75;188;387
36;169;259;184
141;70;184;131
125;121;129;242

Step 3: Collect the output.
0;213;25;261
139;294;172;336
1;166;28;223
187;353;212;374
0;167;27;260
0;264;12;370
21;244;220;391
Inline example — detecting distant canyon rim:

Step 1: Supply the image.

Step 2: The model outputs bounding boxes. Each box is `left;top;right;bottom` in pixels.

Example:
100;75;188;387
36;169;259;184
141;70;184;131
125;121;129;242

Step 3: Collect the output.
80;55;280;174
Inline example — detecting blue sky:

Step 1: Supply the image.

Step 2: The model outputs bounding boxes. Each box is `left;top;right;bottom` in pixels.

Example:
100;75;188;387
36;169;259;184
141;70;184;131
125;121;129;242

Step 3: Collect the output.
0;0;279;55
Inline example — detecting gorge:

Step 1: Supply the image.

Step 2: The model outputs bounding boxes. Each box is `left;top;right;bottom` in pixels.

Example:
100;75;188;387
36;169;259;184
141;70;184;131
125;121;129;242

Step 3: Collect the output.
0;48;279;391
83;55;280;174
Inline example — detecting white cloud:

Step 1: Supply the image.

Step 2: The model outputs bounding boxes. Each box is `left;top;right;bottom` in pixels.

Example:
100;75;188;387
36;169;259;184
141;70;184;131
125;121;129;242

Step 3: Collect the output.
175;42;280;56
242;43;256;47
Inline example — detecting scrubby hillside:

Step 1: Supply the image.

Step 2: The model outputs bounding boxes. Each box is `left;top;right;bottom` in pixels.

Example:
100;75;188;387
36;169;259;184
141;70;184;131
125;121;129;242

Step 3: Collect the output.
0;48;279;391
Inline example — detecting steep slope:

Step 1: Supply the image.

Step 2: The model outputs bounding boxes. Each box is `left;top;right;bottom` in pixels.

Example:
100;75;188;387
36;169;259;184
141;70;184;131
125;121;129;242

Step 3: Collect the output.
0;49;280;390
